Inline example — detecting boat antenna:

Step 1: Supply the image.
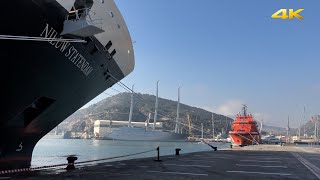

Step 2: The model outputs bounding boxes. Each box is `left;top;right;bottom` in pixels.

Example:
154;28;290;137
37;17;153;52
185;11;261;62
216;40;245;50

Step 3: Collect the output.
242;104;247;116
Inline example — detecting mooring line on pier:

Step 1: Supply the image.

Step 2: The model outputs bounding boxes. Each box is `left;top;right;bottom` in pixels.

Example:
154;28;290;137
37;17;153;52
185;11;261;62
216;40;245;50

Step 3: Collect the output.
74;149;155;165
0;148;156;175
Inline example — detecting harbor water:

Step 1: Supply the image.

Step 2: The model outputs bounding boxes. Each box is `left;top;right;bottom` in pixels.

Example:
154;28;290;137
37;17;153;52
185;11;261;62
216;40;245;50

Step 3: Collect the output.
31;138;230;168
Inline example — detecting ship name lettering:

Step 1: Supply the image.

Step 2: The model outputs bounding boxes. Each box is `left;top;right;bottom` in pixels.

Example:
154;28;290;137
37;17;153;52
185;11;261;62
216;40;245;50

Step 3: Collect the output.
40;23;93;76
66;47;93;76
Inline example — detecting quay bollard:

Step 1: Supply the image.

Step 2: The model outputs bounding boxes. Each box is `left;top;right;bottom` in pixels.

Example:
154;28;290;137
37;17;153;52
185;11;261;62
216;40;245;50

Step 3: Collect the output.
175;148;181;155
154;146;162;162
66;156;78;170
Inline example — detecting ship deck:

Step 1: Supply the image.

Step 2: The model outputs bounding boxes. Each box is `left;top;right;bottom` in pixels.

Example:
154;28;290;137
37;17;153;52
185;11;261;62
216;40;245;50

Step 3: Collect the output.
4;144;320;179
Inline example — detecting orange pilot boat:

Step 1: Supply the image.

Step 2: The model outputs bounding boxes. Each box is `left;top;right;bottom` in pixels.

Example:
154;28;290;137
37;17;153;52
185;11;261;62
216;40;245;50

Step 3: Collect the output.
229;105;261;146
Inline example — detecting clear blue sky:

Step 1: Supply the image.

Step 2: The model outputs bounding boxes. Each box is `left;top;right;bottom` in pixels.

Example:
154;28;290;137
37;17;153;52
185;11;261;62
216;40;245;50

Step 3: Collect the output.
85;0;320;128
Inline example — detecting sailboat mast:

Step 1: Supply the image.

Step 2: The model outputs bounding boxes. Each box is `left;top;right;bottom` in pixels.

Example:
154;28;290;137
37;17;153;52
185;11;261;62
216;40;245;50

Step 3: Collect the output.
313;116;317;142
304;105;306;136
175;86;181;133
128;84;134;127
212;113;214;139
187;113;192;136
298;120;301;137
286;115;290;143
153;81;159;130
317;116;319;143
55;125;58;135
146;112;151;130
201;123;204;139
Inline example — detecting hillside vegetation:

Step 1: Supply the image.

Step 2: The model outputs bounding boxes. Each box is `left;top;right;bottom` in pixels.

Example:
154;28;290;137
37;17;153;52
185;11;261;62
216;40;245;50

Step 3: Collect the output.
59;92;234;137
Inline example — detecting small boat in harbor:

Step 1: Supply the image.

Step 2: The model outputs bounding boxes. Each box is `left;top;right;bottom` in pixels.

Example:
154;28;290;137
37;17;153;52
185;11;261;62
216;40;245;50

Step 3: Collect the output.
229;105;261;146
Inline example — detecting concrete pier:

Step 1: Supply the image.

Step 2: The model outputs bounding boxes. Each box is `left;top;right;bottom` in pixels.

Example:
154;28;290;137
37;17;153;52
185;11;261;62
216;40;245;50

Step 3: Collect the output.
6;144;320;179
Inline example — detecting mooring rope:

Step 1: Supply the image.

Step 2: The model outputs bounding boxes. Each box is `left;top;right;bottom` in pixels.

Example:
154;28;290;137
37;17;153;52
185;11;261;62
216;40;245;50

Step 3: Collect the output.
234;133;259;145
0;148;156;175
0;35;86;43
74;148;155;165
200;139;217;150
248;132;260;145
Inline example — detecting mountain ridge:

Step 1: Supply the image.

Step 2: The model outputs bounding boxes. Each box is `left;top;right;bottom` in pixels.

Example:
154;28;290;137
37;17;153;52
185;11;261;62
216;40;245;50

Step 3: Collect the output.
57;92;289;137
59;92;233;137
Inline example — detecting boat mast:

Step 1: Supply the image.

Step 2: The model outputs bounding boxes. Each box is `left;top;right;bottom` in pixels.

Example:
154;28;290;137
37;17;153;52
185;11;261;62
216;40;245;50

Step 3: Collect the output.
175;86;181;134
212;113;215;139
55;125;59;135
286;115;290;143
187;113;192;136
313;116;317;143
298;117;301;138
317;116;319;143
153;81;159;130
146;112;151;130
128;84;134;127
304;105;306;137
201;123;204;139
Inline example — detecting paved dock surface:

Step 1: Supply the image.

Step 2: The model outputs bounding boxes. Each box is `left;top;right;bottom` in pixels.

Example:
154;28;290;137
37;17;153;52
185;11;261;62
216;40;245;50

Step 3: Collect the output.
5;145;320;179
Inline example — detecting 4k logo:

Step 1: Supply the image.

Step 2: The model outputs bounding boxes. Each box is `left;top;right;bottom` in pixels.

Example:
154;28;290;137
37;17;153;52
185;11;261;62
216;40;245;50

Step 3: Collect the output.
271;9;304;20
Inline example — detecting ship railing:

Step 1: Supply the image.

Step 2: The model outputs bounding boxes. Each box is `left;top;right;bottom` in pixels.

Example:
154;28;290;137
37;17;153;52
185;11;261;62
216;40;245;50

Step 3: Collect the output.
66;8;103;29
67;8;91;21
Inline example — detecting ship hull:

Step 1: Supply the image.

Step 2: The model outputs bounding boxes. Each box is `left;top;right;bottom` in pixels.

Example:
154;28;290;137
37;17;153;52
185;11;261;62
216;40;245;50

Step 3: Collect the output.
0;0;134;170
229;132;260;146
99;127;188;141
